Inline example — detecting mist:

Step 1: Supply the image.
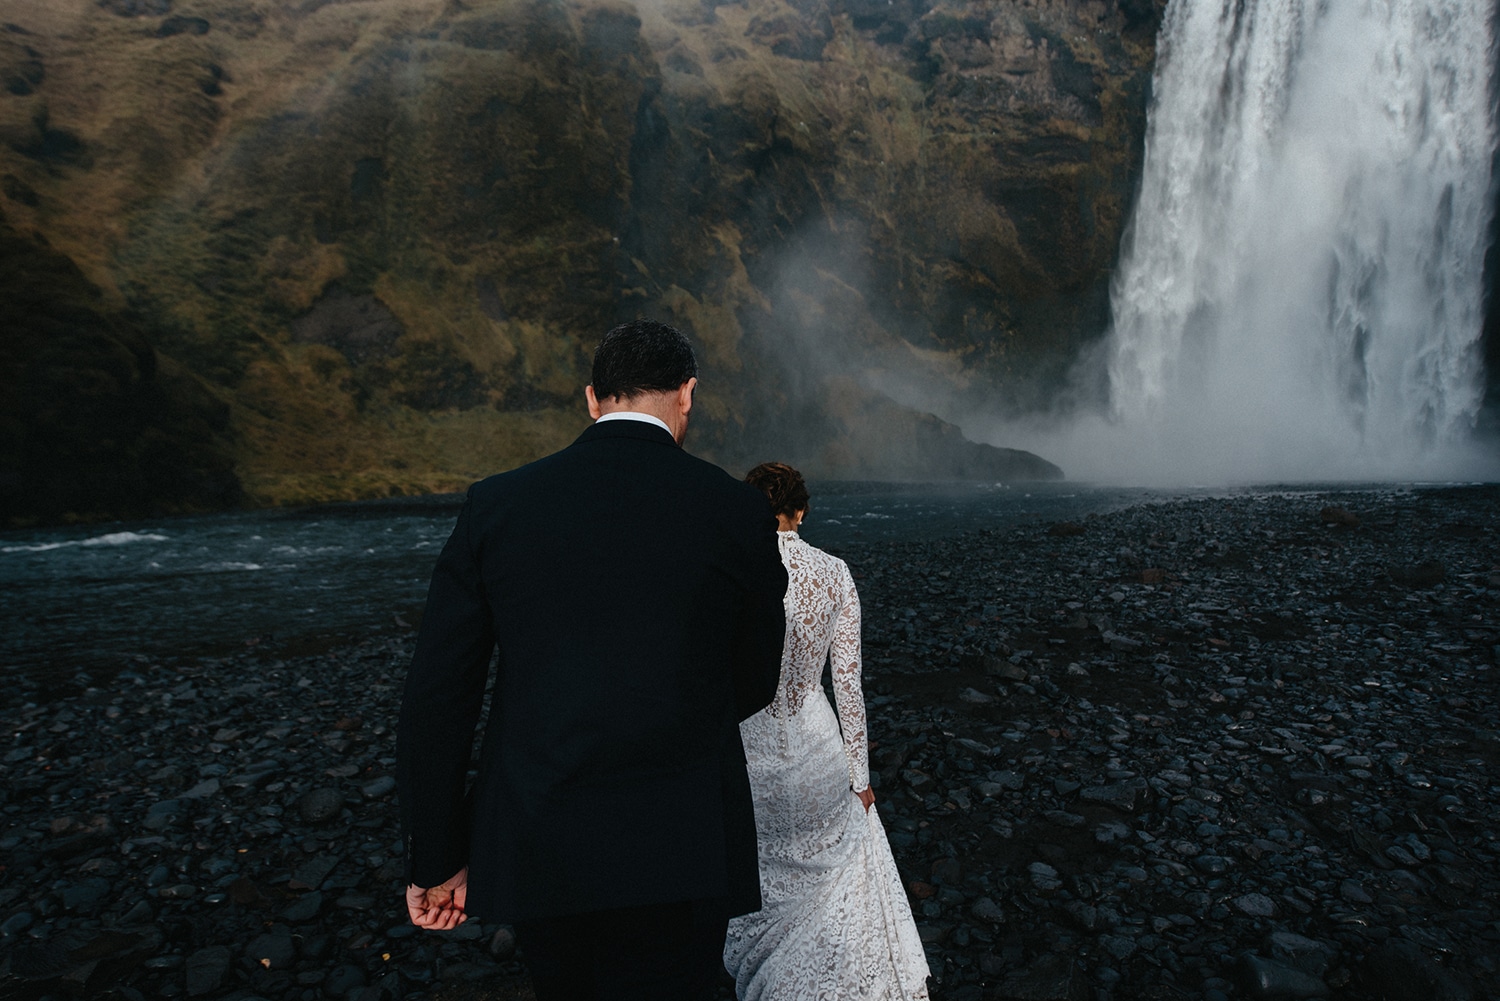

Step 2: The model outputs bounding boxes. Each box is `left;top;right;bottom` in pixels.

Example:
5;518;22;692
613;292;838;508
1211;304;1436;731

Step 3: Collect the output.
951;0;1500;488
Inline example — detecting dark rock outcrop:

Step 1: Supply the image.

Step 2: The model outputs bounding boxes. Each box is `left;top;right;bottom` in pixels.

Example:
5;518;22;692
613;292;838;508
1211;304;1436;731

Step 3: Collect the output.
0;0;1167;516
0;209;240;523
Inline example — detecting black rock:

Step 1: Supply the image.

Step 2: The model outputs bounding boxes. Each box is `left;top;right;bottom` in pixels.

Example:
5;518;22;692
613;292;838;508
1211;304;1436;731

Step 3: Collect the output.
298;787;346;824
1266;931;1336;977
9;939;69;980
282;890;324;923
1239;953;1329;999
1079;782;1140;812
996;954;1090;1001
245;931;297;970
360;775;396;799
1360;940;1472;1001
184;945;231;997
324;963;367;996
489;925;517;959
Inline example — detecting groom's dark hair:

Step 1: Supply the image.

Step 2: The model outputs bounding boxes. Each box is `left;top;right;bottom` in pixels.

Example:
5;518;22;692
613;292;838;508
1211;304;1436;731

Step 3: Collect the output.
590;319;699;401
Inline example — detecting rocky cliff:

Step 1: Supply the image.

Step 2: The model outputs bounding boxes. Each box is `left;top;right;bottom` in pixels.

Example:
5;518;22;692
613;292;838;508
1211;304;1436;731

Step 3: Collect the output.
0;0;1161;522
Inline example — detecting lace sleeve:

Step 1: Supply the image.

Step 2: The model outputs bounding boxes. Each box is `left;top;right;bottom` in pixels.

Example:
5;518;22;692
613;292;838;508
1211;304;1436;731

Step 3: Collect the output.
829;560;869;791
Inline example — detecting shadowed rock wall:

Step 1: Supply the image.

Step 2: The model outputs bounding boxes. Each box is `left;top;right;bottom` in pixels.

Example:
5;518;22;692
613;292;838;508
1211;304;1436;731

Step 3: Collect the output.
0;0;1161;521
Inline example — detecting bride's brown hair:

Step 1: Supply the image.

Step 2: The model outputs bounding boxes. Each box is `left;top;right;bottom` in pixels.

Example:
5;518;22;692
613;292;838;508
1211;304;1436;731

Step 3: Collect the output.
744;462;809;519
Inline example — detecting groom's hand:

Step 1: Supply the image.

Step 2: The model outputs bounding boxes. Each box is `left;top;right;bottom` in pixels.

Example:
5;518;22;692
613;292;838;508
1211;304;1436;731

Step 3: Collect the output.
856;787;875;812
405;866;469;929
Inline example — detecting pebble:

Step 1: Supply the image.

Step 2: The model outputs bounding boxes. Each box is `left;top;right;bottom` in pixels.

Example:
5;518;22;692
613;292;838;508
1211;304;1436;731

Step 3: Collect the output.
1239;953;1330;999
970;896;1005;923
297;787;346;824
245;931;297;969
1027;862;1062;892
282;890;324;923
1361;940;1474;1001
1266;931;1336;976
2;486;1497;1001
1079;781;1140;812
184;945;230;996
0;912;33;936
1233;893;1278;918
359;775;396;799
489;925;517;959
323;963;367;995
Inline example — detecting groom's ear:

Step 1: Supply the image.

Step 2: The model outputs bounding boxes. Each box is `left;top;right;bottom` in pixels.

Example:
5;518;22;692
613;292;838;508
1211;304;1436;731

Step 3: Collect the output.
585;384;603;420
677;377;697;416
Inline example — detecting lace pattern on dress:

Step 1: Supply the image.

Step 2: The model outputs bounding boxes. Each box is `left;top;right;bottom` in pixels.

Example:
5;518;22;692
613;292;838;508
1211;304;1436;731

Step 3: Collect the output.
763;532;869;791
724;532;930;1000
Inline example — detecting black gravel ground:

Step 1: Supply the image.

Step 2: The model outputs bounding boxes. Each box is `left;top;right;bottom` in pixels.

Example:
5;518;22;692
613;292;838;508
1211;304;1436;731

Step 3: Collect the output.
2;485;1497;1001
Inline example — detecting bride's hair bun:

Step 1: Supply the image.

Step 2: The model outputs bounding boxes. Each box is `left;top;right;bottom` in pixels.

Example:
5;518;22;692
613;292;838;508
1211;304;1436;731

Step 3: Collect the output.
745;462;809;519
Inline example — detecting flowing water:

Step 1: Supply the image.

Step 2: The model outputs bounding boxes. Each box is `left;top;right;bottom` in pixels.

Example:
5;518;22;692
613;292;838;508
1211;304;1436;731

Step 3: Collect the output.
1109;0;1495;469
1002;0;1498;484
0;484;1166;683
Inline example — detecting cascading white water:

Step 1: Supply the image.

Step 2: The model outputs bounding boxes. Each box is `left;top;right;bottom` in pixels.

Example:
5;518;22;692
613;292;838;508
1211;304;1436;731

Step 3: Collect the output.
1098;0;1497;481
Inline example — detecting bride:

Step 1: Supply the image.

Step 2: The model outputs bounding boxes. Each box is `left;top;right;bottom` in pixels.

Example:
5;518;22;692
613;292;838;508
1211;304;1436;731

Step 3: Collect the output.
726;463;930;1000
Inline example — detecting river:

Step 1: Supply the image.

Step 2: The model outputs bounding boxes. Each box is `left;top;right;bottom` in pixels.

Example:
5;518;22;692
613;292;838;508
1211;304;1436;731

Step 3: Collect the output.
0;481;1430;684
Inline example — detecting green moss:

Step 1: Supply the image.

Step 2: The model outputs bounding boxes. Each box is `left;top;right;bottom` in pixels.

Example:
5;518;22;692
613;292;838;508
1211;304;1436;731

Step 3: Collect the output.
0;0;1165;513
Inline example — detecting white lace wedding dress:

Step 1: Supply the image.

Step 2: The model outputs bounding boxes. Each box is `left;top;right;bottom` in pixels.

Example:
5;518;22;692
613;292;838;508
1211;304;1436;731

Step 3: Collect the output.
724;531;931;1000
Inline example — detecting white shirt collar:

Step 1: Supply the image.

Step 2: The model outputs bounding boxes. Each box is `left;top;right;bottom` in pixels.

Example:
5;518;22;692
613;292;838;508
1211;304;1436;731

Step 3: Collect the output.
595;411;672;436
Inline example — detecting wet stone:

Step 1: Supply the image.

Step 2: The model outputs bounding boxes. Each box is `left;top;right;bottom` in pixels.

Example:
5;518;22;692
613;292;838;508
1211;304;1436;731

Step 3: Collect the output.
360;775;396;799
185;945;231;996
1078;782;1139;812
998;954;1090;1001
1;911;34;936
245;932;297;969
1266;932;1336;977
435;920;487;942
1028;862;1062;892
1239;954;1330;999
1233;893;1277;918
297;787;345;824
5;487;1499;1001
182;777;220;799
324;963;367;995
970;897;1005;923
282;890;323;923
1361;940;1472;1001
291;854;340;889
1093;821;1130;844
1043;810;1086;828
489;925;517;959
60;877;110;910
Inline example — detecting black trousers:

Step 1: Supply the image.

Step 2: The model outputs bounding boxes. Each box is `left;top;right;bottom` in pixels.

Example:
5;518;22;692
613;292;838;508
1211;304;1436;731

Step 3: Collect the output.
514;897;732;1001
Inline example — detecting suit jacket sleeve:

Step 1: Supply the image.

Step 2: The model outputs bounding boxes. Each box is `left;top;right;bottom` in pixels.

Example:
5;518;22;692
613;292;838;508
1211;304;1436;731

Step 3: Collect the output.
732;499;788;721
397;488;496;888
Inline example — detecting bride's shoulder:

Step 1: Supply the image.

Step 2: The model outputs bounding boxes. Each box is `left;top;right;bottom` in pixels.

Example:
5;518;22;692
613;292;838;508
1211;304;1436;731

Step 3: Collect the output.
794;538;850;574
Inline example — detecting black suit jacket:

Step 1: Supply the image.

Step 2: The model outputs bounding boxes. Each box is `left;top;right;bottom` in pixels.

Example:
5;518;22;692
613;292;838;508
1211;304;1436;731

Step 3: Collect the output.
396;420;787;922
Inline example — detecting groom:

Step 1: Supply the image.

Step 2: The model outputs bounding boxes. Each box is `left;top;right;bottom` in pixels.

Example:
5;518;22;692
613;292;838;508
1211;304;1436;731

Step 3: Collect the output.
396;319;788;1000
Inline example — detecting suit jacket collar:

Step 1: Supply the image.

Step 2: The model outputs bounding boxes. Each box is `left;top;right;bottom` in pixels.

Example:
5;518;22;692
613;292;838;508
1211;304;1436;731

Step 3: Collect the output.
573;419;680;449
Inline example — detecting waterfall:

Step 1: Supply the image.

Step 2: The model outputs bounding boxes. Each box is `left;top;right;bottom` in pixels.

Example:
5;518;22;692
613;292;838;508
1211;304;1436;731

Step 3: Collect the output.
1101;0;1497;480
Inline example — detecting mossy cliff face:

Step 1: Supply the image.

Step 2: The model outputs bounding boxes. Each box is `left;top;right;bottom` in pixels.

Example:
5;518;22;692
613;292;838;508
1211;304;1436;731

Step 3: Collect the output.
0;0;1160;520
